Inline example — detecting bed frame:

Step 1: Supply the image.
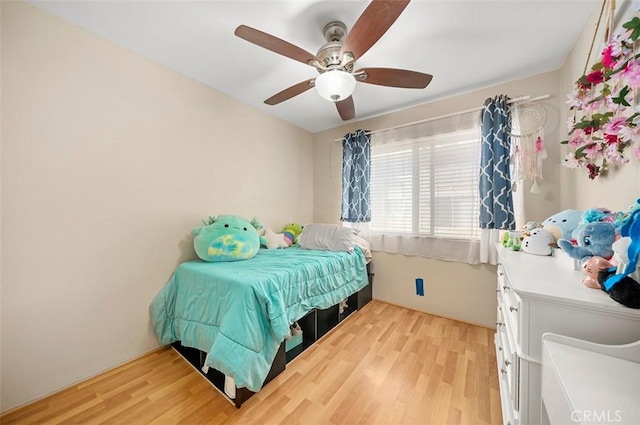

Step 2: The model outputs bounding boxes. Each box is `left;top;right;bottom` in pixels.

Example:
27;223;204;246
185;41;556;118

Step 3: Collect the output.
172;266;373;407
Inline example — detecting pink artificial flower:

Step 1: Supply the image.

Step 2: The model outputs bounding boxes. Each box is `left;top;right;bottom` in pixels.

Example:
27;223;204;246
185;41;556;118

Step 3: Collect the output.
569;133;585;148
610;30;632;58
586;70;604;85
602;44;616;69
584;143;603;159
566;116;576;131
604;133;619;145
603;116;627;135
583;98;603;112
619;124;640;143
586;163;600;179
607;70;626;88
622;59;640;88
604;95;617;110
566;91;587;109
605;145;628;164
563;152;583;169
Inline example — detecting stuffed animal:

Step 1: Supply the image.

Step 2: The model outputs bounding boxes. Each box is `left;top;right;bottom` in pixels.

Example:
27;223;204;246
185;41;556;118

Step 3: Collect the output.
600;201;640;308
521;228;555;256
261;228;290;249
501;231;511;247
504;231;522;251
522;221;542;233
581;256;614;289
557;222;617;261
580;256;640;308
613;237;632;273
282;223;303;246
597;267;640;309
252;218;269;247
581;208;616;224
250;217;264;233
615;198;640;227
191;215;261;262
541;209;583;241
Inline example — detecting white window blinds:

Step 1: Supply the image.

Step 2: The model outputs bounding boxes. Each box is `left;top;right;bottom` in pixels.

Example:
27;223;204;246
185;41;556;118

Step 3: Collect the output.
368;111;483;263
371;128;481;239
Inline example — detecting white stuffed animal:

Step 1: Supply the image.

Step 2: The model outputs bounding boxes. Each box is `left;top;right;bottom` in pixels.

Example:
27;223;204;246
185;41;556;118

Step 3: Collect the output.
612;237;640;282
262;228;289;249
521;228;555;256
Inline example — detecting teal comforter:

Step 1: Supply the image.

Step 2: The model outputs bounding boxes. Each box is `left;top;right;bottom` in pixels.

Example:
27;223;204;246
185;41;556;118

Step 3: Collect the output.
150;246;368;391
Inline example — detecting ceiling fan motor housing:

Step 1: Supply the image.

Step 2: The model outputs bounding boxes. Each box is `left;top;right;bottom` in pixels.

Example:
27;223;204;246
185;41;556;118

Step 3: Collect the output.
316;22;353;73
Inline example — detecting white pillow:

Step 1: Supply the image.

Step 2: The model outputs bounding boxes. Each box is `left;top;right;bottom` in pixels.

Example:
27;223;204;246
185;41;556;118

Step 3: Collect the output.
298;223;359;252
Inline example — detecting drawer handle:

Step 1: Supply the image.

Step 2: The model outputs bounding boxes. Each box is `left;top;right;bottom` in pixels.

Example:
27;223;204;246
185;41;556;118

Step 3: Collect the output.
496;289;500;293
503;285;509;291
496;321;504;327
499;272;504;276
498;346;503;352
500;368;507;375
504;359;511;366
509;306;518;312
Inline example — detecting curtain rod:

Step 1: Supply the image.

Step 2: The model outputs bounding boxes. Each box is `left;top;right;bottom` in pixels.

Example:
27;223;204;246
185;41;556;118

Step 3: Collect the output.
333;94;551;142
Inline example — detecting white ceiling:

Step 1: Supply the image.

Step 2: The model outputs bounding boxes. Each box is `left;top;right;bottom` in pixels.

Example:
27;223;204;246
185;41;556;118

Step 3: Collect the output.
29;0;599;133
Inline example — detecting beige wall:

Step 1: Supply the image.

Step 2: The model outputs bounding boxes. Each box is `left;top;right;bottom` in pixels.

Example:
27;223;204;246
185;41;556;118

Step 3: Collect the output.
0;2;314;412
559;0;640;211
313;71;564;328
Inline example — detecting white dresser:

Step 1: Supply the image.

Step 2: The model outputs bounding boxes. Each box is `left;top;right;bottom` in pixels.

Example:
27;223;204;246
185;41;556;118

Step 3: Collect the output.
495;245;640;425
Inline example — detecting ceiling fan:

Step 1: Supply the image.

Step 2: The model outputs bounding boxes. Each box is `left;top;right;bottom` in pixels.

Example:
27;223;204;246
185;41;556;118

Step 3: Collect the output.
234;0;433;121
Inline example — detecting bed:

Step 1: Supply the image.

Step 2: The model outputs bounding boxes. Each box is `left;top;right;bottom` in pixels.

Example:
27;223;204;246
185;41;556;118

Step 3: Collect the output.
149;245;370;402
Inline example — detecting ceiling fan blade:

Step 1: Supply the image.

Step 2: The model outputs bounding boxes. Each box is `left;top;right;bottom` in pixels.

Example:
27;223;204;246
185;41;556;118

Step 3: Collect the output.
235;25;318;67
341;0;410;61
357;68;433;89
336;96;355;121
264;78;315;105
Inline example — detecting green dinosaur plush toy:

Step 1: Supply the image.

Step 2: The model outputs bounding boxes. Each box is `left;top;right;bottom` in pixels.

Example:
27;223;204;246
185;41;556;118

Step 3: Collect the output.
282;223;304;246
191;215;261;262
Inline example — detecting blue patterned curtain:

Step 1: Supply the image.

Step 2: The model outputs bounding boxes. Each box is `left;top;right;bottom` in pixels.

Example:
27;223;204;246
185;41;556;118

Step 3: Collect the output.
341;129;371;223
479;96;515;230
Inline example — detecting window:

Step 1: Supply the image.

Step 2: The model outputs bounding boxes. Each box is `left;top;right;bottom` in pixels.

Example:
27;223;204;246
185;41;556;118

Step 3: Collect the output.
370;127;481;240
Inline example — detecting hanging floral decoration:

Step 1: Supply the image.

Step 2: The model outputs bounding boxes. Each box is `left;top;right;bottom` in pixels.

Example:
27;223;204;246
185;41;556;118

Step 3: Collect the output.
562;12;640;179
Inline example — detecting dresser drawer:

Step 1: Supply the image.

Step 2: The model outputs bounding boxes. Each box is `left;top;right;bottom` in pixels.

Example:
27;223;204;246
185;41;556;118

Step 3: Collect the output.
497;311;520;413
495;333;518;425
497;263;521;342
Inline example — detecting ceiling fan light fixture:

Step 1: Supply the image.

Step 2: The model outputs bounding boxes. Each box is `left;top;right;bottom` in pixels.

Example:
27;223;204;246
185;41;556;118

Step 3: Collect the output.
314;70;356;102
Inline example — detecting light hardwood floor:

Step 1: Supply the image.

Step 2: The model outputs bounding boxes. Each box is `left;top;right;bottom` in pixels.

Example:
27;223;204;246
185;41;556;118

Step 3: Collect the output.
1;301;502;425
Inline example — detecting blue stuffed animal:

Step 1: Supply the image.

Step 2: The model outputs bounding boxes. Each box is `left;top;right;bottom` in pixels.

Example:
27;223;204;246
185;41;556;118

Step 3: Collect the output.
557;222;617;262
541;209;583;241
602;199;640;302
191;215;261;262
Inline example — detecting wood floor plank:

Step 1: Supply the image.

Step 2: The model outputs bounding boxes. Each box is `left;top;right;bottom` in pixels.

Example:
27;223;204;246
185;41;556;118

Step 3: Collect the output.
1;301;501;425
